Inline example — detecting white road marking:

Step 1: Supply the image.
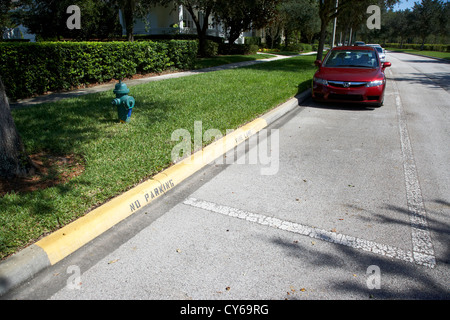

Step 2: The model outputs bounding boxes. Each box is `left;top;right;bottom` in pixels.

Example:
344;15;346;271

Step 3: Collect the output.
182;69;436;269
388;70;436;268
183;197;432;268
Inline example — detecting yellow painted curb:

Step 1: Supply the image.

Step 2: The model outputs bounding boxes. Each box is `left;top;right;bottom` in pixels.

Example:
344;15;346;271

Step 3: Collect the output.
35;117;269;265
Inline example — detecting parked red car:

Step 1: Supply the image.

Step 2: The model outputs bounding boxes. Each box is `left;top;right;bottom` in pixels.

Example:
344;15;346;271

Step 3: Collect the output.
312;46;391;107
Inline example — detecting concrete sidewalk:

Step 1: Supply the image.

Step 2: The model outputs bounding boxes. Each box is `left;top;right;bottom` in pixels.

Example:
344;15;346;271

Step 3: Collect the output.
10;53;303;108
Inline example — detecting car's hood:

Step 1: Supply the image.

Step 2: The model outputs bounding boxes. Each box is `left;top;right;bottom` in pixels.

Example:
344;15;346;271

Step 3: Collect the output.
315;67;382;82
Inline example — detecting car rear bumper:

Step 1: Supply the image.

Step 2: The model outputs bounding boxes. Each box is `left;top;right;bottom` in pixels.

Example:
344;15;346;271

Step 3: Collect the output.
312;82;385;105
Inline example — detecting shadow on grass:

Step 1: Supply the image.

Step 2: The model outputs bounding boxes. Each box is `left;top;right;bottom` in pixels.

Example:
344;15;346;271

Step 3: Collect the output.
296;80;312;96
12;91;176;154
2;91;177;258
240;55;316;74
193;54;274;70
0;176;94;259
12;95;112;154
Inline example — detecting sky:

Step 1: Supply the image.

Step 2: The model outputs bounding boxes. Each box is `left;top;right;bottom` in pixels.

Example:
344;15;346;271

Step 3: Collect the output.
392;0;416;11
393;0;450;11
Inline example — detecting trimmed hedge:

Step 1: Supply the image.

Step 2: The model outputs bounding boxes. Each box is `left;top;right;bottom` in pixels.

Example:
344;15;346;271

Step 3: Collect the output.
218;43;259;55
284;43;317;52
385;43;450;52
204;40;219;57
0;40;198;100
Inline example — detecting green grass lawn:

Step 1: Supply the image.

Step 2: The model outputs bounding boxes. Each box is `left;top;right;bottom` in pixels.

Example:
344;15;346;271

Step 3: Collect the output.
193;53;276;69
1;55;317;260
386;48;450;60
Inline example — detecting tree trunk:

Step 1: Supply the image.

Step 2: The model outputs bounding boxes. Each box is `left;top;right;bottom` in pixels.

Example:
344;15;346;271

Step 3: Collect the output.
120;0;135;41
420;36;426;51
0;76;35;179
316;18;328;61
227;24;242;46
186;4;212;57
123;8;135;41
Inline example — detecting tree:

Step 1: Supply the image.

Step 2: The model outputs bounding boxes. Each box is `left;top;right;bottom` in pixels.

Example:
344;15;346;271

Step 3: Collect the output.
411;0;443;49
388;9;414;46
442;1;450;43
15;0;122;40
214;0;279;45
315;0;400;61
16;0;65;40
181;0;215;55
265;9;283;48
334;0;371;45
156;0;217;56
118;0;141;41
0;0;17;37
278;0;319;46
0;76;35;179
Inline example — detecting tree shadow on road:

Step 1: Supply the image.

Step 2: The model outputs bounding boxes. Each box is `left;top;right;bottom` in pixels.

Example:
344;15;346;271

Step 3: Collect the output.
387;73;450;92
269;198;450;299
303;97;377;111
271;233;449;299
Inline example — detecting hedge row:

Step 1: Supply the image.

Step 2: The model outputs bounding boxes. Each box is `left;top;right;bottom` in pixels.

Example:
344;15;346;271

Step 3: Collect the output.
218;43;259;55
202;40;259;57
385;43;450;52
0;40;198;101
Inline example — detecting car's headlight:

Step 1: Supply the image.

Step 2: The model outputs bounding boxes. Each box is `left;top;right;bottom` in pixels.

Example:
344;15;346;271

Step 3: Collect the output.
313;77;328;85
366;79;384;87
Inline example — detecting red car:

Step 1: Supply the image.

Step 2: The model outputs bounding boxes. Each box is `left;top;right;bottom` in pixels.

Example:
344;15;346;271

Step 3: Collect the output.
312;46;391;107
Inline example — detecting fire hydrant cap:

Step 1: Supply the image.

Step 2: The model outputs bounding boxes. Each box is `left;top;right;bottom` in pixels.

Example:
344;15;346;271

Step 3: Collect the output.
113;81;130;95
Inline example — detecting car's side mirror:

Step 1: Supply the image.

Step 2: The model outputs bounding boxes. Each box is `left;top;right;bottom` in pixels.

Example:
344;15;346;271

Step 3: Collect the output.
314;60;322;67
383;61;391;68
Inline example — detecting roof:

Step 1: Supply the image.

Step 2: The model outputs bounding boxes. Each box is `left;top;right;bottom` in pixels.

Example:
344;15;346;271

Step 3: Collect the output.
332;46;375;50
332;46;375;51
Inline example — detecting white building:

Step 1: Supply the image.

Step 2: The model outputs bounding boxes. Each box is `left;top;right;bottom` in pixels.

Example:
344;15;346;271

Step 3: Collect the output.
120;4;256;44
2;24;35;42
2;3;258;44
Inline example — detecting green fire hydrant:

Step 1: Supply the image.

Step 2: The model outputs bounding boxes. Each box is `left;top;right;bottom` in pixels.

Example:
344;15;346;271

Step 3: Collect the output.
112;80;135;123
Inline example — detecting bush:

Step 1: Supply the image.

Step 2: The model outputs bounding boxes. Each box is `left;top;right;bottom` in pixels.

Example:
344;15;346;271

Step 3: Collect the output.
385;43;449;52
244;37;261;46
0;40;198;100
285;43;313;52
166;40;199;69
218;43;259;55
203;40;219;57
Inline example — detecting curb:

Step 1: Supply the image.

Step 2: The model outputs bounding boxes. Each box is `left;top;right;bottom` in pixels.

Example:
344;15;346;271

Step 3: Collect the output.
0;89;311;297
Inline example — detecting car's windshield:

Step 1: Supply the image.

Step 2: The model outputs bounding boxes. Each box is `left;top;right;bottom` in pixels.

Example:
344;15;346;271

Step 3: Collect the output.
323;50;379;68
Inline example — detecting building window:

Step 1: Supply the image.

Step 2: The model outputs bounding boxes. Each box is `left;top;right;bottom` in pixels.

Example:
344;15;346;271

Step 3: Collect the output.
182;7;194;29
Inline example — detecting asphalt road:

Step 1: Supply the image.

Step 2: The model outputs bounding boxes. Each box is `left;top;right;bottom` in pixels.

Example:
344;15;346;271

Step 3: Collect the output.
4;51;449;302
